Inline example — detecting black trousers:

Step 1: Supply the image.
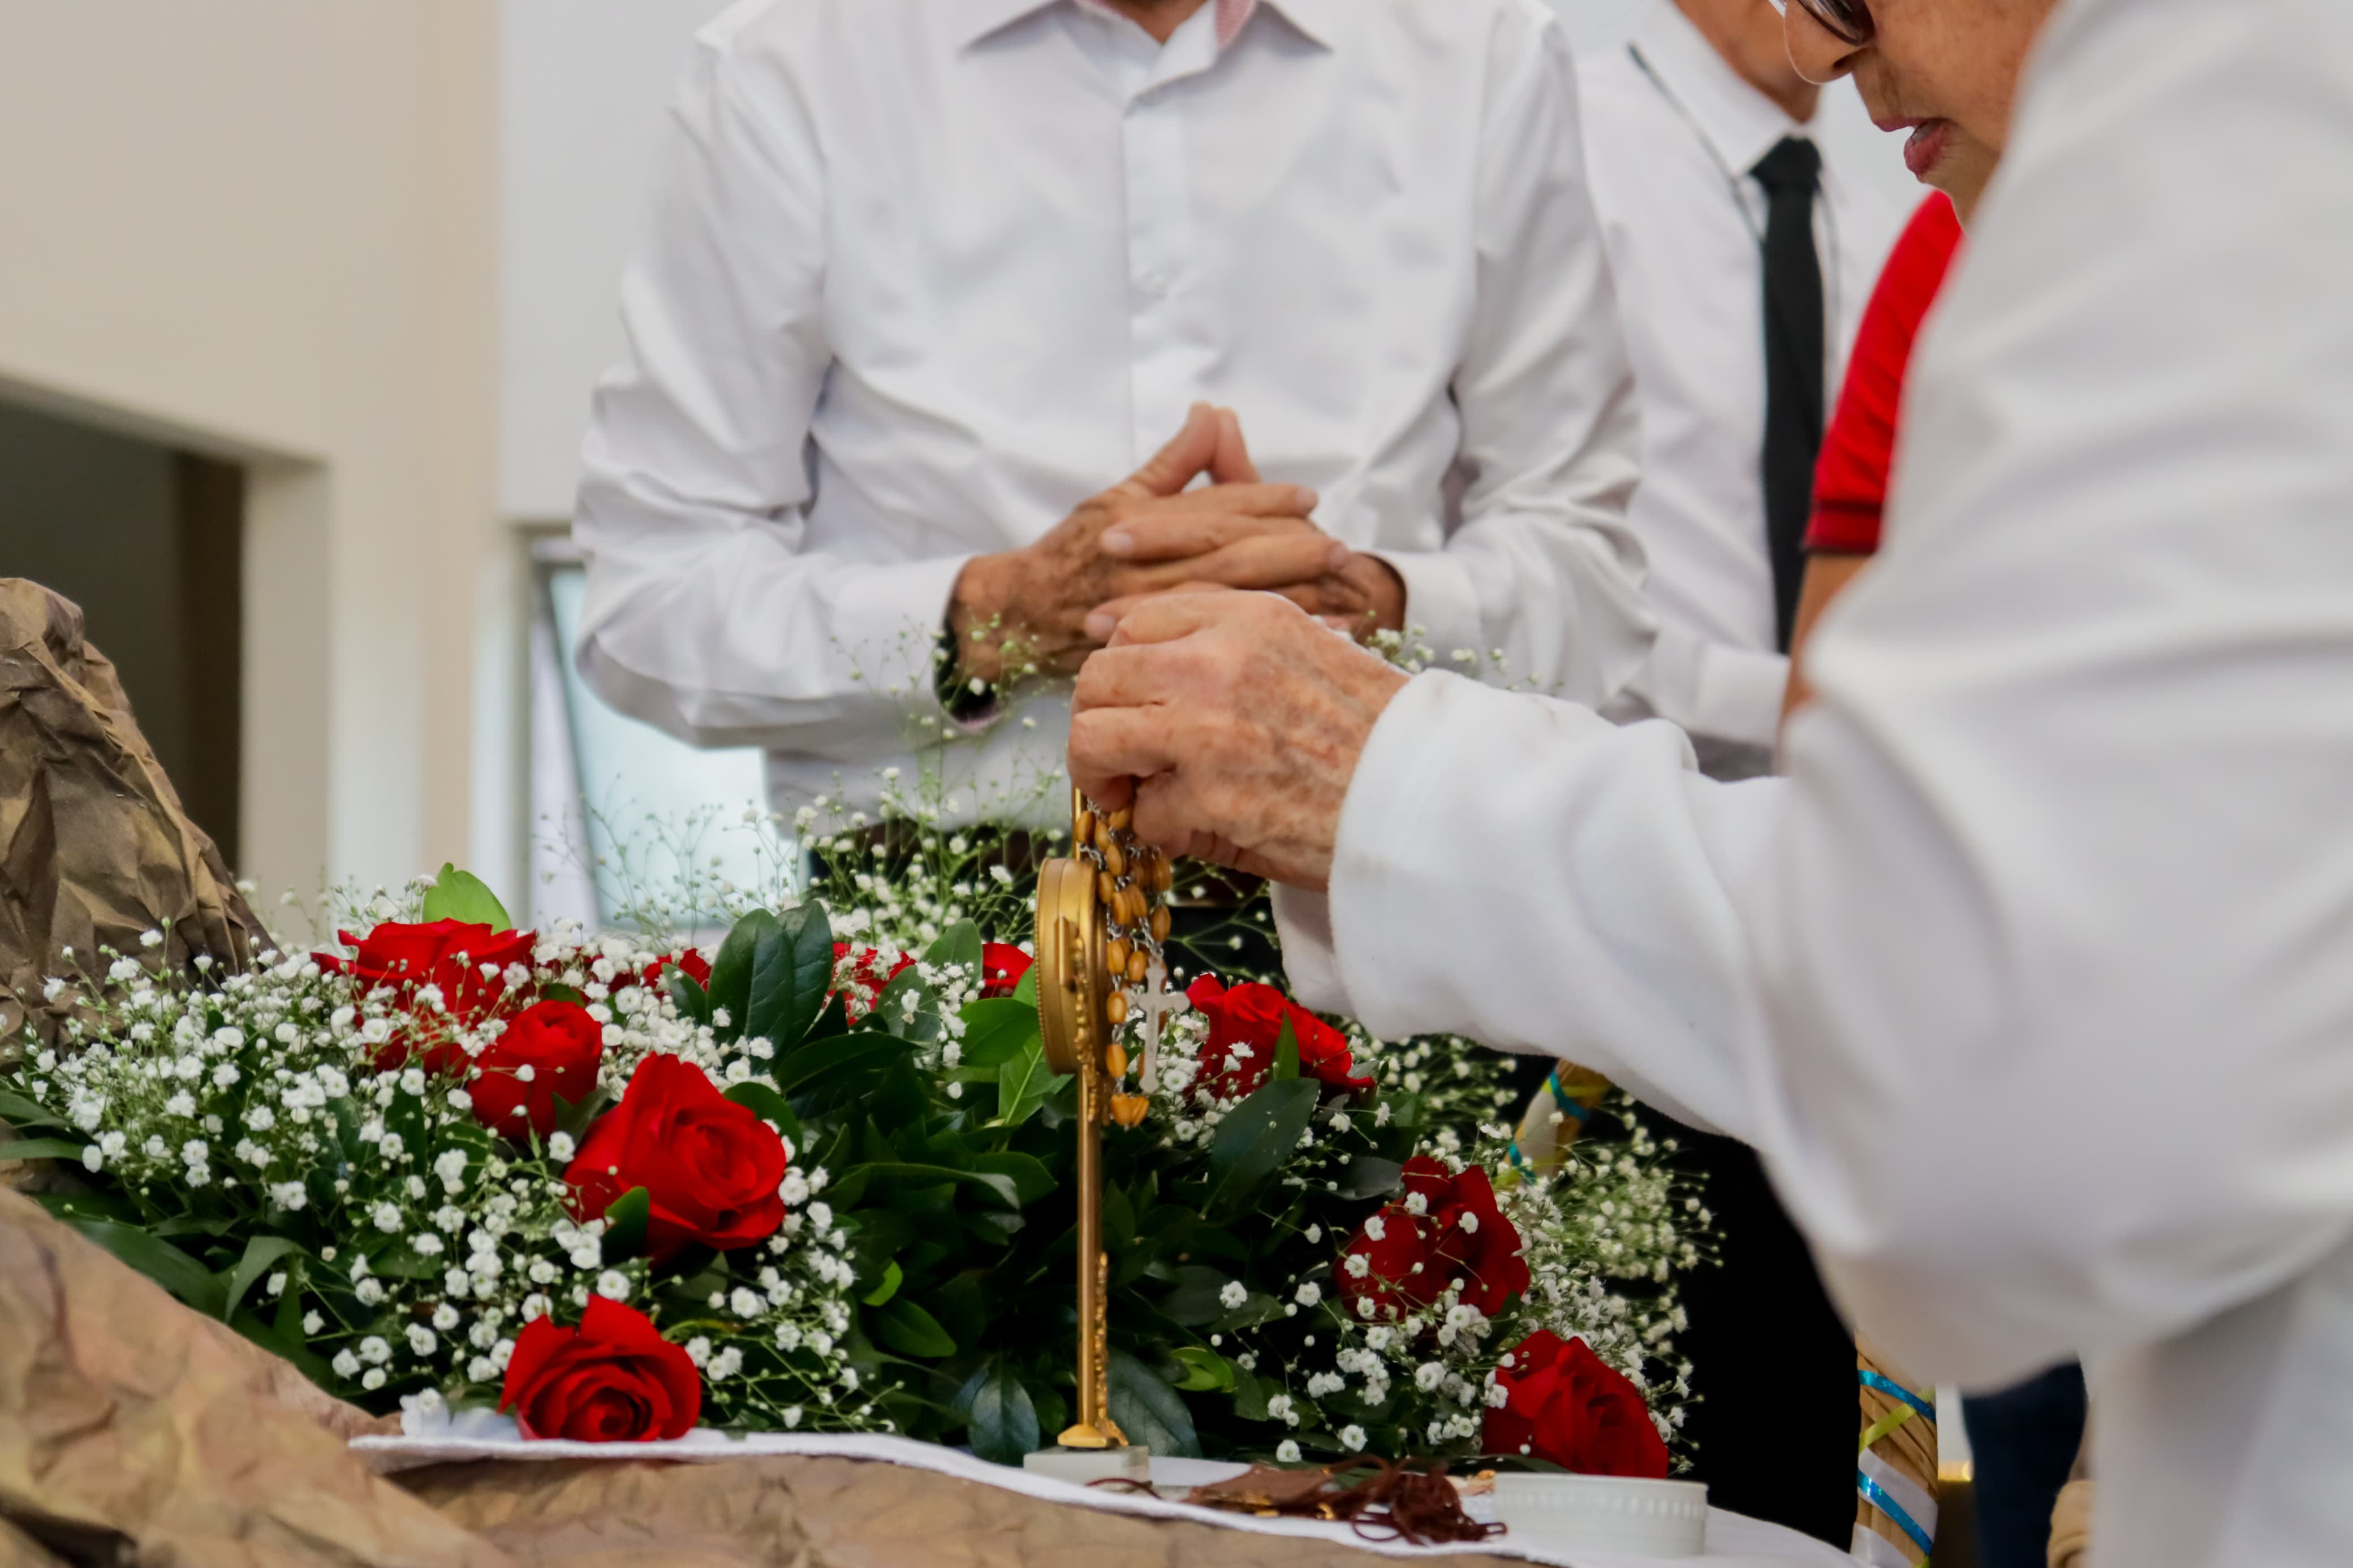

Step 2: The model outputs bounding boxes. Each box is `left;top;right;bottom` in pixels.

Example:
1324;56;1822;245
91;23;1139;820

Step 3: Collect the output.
1673;1129;1858;1547
1964;1362;2087;1568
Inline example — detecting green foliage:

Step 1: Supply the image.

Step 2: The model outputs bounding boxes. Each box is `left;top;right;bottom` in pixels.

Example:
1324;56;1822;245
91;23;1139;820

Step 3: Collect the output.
419;863;511;929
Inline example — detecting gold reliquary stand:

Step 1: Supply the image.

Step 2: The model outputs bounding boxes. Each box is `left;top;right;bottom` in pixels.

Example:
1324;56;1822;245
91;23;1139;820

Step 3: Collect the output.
1023;787;1174;1481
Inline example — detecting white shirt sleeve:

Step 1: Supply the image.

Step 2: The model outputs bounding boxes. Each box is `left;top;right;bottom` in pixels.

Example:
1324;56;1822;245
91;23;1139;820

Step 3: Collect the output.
1321;0;2353;1391
1366;9;1653;708
571;28;964;754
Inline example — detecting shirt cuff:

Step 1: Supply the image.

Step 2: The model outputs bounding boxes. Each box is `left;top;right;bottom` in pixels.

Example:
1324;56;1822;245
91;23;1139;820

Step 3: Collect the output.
1367;548;1484;667
1270;885;1353;1015
833;552;977;718
1643;624;1791;752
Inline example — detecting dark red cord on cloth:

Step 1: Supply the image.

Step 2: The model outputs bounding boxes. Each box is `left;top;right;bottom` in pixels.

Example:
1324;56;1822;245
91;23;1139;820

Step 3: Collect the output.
1093;1458;1505;1548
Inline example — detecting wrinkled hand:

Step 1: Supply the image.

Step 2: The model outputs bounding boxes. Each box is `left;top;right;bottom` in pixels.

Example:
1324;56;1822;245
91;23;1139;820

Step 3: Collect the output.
949;404;1341;683
1069;593;1410;891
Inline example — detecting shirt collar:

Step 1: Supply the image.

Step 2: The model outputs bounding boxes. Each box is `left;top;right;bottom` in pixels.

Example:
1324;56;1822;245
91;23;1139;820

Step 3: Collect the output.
955;0;1337;53
1629;0;1811;180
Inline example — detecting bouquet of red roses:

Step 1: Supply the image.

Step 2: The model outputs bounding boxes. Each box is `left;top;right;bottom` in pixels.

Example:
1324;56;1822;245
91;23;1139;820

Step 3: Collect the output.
3;852;1703;1471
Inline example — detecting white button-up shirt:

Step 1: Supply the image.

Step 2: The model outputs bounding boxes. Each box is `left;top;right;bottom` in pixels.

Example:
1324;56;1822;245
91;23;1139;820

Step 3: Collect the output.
1579;2;1902;757
574;0;1649;822
1279;0;2353;1561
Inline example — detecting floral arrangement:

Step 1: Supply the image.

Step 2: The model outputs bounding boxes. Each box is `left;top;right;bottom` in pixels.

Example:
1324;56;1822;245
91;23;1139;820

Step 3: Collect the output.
2;839;1704;1472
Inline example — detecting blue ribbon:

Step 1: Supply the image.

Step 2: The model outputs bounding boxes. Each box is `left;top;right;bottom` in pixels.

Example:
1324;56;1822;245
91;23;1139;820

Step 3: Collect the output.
1546;1072;1594;1124
1858;1369;1936;1422
1856;1471;1934;1558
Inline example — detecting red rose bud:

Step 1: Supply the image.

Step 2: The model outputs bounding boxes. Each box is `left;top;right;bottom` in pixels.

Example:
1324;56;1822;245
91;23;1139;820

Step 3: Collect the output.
501;1295;701;1442
469;998;605;1140
1337;1156;1531;1319
640;948;712;992
1484;1331;1670;1479
316;919;537;1070
980;942;1033;999
564;1053;789;1260
1185;975;1373;1103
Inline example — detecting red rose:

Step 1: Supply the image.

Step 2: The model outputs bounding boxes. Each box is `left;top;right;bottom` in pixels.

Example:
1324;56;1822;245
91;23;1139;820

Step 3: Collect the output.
640;948;712;992
317;919;537;1070
1336;1156;1530;1319
564;1053;789;1259
831;942;913;1017
469;999;604;1140
1185;975;1372;1102
501;1295;701;1442
1484;1331;1670;1479
980;943;1033;999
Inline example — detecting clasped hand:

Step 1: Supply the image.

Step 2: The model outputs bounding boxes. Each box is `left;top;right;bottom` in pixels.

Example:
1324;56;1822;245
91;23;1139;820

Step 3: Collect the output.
946;404;1404;685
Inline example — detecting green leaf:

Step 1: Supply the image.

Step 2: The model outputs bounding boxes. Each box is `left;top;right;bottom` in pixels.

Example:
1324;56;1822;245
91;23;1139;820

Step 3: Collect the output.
873;964;940;1044
0;1089;67;1131
667;970;712;1026
65;1220;224;1316
1233;1370;1273;1422
925;919;983;978
722;1081;802;1148
773;1034;919;1100
1160;1264;1236;1328
862;1258;904;1307
956;999;1043;1072
856;1162;1020;1211
964;1359;1041;1466
419;863;512;929
601;1186;652;1264
221;1235;304;1323
538;982;588;1005
549;1086;613;1146
1204;1078;1320;1212
706;909;781;1041
1336;1155;1404;1200
994;1038;1062;1131
968;1150;1055;1207
744;902;837;1053
872;1297;957;1358
1108;1347;1202;1458
1012;962;1040;1008
0;1138;90;1165
1272;1017;1300;1081
31;1189;139;1225
1171;1346;1235;1393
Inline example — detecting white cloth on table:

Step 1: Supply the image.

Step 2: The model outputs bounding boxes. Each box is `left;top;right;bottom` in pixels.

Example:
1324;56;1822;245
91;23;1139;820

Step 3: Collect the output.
1279;0;2353;1563
356;1414;1851;1567
1578;0;1902;755
572;0;1649;823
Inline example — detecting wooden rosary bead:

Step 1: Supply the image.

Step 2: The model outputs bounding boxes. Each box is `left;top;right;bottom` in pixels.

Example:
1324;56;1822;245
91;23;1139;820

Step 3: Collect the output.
1106;991;1130;1028
1126;949;1148;985
1148;904;1171;941
1106;1042;1128;1079
1102;840;1126;879
1107;938;1132;976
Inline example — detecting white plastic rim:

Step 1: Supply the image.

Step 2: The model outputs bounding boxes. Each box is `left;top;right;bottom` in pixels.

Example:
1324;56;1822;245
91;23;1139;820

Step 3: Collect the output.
1493;1474;1710;1558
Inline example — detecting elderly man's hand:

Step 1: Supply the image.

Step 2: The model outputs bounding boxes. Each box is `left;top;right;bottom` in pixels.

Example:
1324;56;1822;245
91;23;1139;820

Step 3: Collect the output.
1069;592;1410;891
949;405;1343;683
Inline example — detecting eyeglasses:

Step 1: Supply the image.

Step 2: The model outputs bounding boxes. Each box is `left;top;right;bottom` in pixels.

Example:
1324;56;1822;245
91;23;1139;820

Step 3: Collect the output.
1766;0;1874;46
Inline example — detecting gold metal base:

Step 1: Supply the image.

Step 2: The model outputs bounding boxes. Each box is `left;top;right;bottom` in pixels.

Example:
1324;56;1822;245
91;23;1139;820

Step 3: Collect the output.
1056;1423;1111;1450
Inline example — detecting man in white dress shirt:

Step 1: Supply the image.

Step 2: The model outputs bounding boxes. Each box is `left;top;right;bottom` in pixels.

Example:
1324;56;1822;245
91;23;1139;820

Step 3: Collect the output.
1581;0;1900;782
571;0;1650;826
1573;4;1903;1537
1068;0;2353;1561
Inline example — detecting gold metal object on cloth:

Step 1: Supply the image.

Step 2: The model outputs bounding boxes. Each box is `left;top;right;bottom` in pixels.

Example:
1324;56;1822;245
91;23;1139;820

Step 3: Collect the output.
1035;787;1171;1450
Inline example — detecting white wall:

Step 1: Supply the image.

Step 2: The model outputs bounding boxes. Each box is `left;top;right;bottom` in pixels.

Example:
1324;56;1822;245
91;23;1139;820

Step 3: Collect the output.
0;1;499;910
500;0;739;523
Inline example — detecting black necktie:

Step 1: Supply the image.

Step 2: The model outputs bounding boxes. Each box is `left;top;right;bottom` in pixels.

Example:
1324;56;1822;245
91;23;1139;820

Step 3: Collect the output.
1752;136;1825;652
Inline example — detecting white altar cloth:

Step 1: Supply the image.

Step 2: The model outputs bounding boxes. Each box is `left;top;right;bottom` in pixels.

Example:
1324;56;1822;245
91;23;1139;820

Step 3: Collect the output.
355;1413;1851;1567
